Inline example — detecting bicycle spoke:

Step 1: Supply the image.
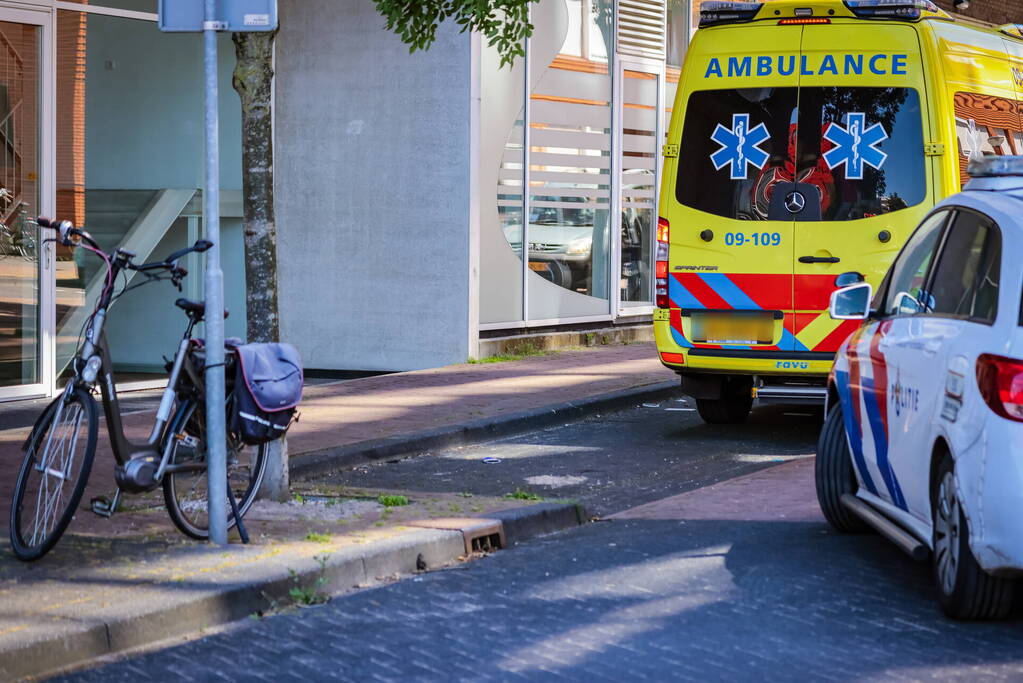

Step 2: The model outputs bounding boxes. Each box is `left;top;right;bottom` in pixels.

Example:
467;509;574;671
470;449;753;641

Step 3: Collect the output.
27;400;84;546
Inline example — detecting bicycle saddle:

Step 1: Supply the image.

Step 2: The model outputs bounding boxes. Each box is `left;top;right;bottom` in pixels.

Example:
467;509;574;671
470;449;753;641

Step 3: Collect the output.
175;298;229;319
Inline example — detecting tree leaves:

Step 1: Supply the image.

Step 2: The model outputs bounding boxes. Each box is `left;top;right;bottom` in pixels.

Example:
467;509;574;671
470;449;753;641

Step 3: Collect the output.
374;0;539;67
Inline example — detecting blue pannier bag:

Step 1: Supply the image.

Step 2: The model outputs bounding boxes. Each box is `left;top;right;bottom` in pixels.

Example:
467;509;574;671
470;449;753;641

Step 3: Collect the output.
230;343;303;445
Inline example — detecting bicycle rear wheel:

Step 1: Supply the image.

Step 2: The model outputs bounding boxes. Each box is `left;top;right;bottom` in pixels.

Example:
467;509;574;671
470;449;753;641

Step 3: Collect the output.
162;399;268;539
10;385;98;561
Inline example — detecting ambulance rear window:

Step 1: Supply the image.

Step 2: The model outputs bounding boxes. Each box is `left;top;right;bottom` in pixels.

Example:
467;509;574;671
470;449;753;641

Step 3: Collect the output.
676;86;925;221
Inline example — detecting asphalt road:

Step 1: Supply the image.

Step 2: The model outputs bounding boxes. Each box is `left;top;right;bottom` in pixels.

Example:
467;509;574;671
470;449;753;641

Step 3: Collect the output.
57;401;1023;681
328;398;824;517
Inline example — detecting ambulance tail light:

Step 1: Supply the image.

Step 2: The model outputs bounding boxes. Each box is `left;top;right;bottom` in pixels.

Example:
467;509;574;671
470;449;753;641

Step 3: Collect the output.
656;217;670;309
976;354;1023;423
843;0;939;21
699;1;761;28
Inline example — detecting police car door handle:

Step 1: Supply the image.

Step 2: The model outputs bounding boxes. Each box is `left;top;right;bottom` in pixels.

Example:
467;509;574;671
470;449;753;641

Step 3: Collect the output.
799;256;840;264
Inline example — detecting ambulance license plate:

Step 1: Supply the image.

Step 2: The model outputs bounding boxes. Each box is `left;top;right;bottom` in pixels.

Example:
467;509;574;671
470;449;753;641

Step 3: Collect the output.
692;313;773;345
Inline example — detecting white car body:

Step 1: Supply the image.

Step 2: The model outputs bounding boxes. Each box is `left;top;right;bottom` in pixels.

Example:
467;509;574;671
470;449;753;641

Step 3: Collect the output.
828;173;1023;575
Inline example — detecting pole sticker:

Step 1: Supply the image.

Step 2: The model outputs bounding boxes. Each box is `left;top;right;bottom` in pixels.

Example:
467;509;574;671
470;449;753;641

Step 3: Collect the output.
710;113;770;180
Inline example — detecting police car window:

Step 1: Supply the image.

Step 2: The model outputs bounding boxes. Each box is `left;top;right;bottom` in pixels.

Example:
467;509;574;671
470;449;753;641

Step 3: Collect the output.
882;211;947;317
676;87;925;222
928;211;1000;323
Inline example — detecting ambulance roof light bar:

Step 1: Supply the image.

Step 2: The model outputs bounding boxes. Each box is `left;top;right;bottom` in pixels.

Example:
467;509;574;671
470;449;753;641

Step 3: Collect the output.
698;1;762;28
843;0;941;21
967;155;1023;178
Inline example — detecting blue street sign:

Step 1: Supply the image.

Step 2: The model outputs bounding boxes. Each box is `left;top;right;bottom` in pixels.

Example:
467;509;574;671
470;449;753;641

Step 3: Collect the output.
158;0;277;33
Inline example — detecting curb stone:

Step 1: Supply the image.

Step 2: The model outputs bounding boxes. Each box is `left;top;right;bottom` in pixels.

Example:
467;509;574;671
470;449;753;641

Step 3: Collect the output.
14;502;587;681
291;380;681;478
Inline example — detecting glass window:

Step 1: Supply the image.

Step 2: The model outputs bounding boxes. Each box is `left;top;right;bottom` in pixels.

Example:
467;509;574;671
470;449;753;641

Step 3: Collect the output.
525;0;612;317
796;87;925;221
676;87;925;221
928;211;1000;322
56;11;244;380
0;21;41;387
620;69;657;305
63;1;157;12
676;87;798;220
666;2;690;68
881;211;947;317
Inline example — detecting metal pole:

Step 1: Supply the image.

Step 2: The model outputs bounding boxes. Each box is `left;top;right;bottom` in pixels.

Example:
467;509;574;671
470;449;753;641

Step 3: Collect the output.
203;0;228;546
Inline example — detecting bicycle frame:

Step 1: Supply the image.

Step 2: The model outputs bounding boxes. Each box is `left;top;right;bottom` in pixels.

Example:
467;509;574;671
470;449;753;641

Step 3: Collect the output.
71;248;205;490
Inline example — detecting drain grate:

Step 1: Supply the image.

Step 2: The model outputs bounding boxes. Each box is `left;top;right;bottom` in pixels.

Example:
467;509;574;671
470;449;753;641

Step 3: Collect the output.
407;518;506;555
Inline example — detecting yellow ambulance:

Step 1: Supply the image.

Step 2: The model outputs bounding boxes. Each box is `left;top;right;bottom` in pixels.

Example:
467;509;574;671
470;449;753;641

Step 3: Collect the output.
654;0;1023;423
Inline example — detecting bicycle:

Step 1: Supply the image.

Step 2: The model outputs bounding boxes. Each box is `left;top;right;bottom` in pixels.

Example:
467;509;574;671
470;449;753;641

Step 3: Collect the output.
9;217;268;561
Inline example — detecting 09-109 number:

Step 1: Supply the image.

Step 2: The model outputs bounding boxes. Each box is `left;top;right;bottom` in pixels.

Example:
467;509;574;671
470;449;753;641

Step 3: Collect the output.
724;232;782;247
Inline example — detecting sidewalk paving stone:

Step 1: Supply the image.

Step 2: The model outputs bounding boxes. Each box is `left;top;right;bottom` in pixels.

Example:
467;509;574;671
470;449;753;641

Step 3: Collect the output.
0;344;664;678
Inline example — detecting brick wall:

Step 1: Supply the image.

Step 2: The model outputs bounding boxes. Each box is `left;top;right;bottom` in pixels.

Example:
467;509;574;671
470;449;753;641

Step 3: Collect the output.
933;0;1021;26
55;12;86;225
688;0;1022;28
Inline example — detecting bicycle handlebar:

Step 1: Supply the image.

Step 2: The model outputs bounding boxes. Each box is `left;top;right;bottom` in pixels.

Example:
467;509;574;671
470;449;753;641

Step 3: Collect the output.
36;216;213;289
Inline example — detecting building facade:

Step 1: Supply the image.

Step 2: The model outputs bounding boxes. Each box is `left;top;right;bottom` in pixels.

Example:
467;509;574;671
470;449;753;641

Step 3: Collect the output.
0;0;1017;400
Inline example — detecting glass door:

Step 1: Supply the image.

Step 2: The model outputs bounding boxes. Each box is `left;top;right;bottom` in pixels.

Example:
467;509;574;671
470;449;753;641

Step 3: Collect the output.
618;64;660;310
0;9;48;400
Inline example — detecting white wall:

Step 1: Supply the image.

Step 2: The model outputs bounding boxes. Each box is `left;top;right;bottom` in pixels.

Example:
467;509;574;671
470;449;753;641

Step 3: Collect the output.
275;0;471;371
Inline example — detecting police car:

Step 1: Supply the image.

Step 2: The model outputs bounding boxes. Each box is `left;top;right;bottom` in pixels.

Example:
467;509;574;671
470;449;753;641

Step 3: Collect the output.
817;155;1023;620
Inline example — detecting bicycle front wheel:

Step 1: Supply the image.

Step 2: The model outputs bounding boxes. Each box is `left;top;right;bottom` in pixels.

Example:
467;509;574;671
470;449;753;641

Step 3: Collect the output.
162;400;268;539
10;385;98;561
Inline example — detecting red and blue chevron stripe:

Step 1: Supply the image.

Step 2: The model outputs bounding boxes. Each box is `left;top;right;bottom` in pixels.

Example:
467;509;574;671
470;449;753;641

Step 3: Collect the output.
668;272;807;351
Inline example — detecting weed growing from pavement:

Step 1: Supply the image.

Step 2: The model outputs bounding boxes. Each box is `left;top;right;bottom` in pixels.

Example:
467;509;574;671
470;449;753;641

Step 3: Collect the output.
378;494;410;507
288;554;331;606
505;489;542;501
304;532;331;544
468;342;552;364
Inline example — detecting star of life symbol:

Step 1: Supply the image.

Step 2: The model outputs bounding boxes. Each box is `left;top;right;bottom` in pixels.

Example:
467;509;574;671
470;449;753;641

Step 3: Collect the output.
710;113;770;180
823;112;888;180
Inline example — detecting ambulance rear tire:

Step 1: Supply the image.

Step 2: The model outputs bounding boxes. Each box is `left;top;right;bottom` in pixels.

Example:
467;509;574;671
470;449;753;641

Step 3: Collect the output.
815;403;870;534
931;451;1015;620
695;379;752;424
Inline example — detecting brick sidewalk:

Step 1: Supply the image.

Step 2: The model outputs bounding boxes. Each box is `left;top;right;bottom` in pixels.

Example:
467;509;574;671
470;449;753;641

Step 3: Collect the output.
0;343;671;531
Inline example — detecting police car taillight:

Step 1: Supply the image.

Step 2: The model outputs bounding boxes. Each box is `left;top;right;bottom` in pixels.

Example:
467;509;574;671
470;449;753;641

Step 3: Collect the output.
976;354;1023;423
655;217;670;309
843;0;939;20
699;1;762;28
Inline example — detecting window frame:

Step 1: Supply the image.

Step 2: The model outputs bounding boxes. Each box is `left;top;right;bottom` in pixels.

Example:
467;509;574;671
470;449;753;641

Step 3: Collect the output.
874;208;952;320
876;206;1002;326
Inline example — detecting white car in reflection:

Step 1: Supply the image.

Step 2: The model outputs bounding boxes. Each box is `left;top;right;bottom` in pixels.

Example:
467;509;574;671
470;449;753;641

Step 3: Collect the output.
817;155;1023;620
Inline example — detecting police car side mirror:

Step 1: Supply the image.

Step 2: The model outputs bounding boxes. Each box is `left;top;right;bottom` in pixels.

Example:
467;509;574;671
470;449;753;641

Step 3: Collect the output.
834;271;865;288
830;283;873;320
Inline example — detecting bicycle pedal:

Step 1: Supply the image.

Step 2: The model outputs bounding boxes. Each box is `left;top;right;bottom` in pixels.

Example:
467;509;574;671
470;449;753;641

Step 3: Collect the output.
90;496;116;518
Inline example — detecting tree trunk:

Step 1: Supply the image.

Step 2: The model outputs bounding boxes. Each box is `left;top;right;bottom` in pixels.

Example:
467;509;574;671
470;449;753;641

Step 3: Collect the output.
233;30;288;501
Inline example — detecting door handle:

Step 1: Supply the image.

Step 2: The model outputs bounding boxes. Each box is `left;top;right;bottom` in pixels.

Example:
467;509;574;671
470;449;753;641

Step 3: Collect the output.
923;340;941;356
799;256;840;264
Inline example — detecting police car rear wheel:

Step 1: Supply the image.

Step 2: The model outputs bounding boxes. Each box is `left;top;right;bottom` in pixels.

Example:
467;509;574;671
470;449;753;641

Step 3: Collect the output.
932;453;1015;620
815;403;870;534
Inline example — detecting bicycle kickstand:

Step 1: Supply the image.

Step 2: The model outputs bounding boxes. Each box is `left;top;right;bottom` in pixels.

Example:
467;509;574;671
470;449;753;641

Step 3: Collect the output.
226;480;249;544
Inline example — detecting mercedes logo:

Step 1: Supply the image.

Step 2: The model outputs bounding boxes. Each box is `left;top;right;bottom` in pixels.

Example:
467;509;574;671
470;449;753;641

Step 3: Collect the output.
784;191;806;214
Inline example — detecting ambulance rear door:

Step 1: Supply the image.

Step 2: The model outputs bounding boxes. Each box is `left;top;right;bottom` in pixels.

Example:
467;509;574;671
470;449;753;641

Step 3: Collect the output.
791;24;932;354
672;25;802;352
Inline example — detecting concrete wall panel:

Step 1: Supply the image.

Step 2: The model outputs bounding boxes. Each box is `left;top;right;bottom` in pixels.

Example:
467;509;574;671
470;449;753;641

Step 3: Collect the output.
275;0;471;371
